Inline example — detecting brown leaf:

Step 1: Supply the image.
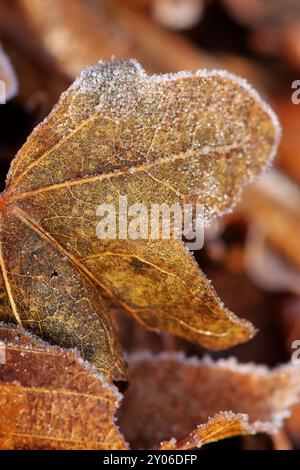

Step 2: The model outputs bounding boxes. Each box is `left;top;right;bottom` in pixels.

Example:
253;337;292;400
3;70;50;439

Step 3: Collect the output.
0;59;279;378
0;270;13;323
0;324;127;450
118;352;300;450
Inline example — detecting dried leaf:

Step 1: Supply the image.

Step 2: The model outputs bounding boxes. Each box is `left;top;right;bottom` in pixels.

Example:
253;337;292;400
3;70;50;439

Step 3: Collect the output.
0;324;127;450
0;59;279;378
118;352;300;450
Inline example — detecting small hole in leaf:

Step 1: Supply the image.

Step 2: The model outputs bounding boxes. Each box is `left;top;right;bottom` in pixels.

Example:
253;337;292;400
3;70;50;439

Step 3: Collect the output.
51;270;59;278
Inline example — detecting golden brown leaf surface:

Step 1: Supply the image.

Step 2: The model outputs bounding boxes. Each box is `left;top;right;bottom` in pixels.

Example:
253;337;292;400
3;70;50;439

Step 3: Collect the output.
119;352;300;450
0;59;279;378
0;324;127;450
0;271;13;323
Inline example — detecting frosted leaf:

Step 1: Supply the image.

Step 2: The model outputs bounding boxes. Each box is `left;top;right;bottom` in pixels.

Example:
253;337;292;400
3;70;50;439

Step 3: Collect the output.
0;59;280;367
119;351;300;450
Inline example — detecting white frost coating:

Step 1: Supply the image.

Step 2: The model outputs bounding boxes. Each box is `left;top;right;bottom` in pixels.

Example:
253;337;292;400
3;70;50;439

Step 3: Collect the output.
70;57;281;186
193;68;282;184
75;58;281;141
71;59;281;167
126;350;297;376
